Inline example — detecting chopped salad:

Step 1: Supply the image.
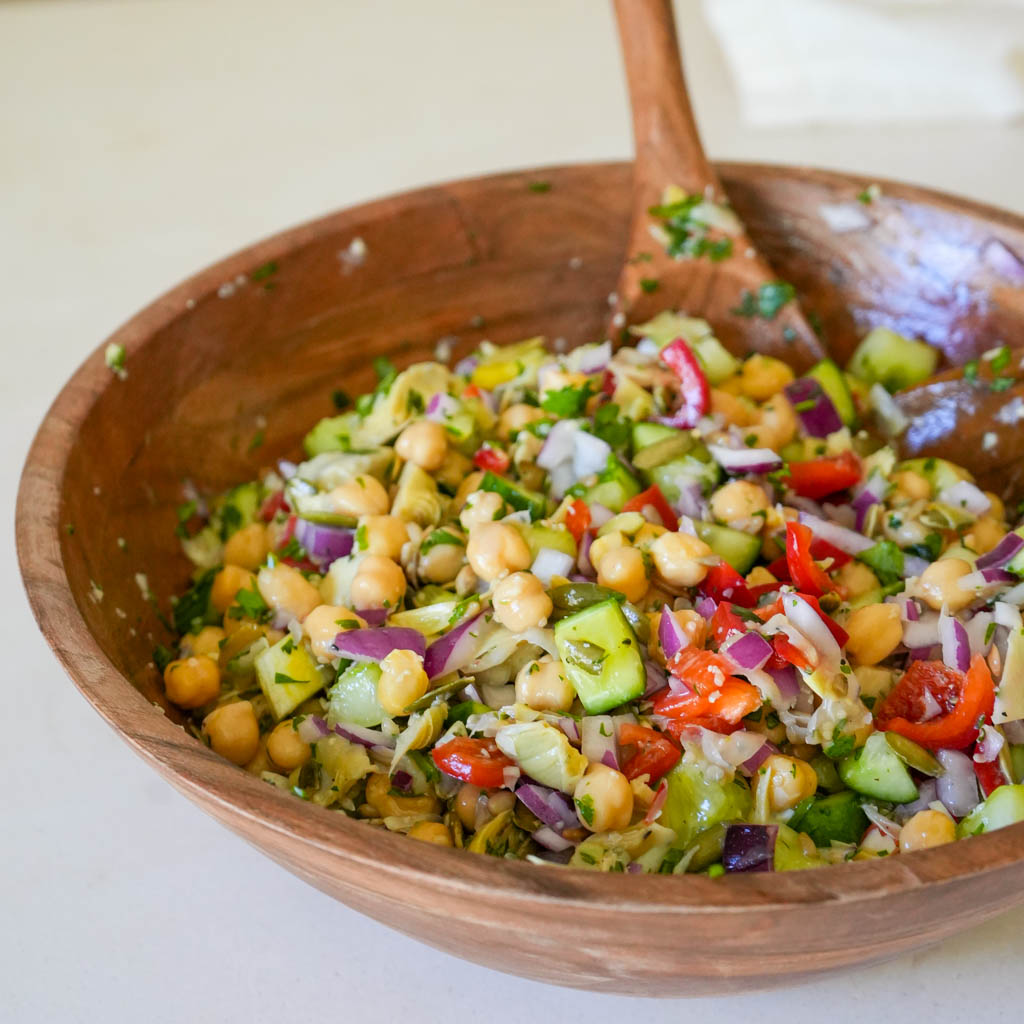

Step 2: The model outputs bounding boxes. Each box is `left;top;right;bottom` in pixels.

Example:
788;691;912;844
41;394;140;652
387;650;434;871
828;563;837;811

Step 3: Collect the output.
161;314;1024;874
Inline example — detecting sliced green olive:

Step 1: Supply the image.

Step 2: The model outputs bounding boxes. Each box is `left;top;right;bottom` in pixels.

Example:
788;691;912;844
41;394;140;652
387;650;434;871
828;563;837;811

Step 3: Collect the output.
884;731;945;776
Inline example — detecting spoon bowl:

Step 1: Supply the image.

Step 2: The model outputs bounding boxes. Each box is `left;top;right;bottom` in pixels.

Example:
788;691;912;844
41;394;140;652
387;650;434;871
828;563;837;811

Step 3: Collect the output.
17;160;1024;996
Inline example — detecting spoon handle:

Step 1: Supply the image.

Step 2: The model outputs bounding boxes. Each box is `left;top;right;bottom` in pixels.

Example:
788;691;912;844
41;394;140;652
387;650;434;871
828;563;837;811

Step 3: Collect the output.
613;0;717;204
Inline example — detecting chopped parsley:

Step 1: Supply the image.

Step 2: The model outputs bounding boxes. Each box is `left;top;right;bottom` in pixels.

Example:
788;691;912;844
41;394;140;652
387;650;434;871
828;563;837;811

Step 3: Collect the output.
541;383;593;418
648;194;734;262
527;180;551;193
331;389;351;410
172;568;217;635
153;644;175;673
575;793;596;826
904;532;943;561
824;719;855;759
639;277;659;294
856;540;905;585
421;529;463;553
732;281;796;320
250;260;279;282
274;671;306;685
228;583;272;623
247;429;265;452
590;402;631;449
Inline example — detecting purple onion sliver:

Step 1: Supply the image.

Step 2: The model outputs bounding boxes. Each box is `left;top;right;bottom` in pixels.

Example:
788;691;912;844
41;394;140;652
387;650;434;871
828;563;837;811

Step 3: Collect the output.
741;739;775;775
557;717;581;744
357;607;390;626
423;612;483;679
293;517;354;565
643;658;668;697
516;783;580;834
768;664;800;701
332;723;396;749
976;532;1024;571
695;596;717;620
332;626;426;663
936;749;980;818
723;631;773;671
784;377;843;438
658;609;690;659
390;770;413;792
532;826;574;853
938;613;971;673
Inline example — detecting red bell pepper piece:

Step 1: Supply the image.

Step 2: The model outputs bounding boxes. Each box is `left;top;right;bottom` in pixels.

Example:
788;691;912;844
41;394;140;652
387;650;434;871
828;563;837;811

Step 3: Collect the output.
874;656;995;751
472;444;510;473
709;601;749;648
767;537;851;580
431;737;515;788
565;499;591;545
623;484;678;531
618;723;681;784
755;591;848;646
974;756;1010;798
785;521;833;597
700;563;755;607
655;649;763;734
658;338;710;428
260;490;289;522
782;450;861;500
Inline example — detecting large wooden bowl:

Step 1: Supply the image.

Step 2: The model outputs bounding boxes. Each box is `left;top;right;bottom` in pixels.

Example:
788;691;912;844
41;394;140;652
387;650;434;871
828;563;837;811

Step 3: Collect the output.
18;162;1024;996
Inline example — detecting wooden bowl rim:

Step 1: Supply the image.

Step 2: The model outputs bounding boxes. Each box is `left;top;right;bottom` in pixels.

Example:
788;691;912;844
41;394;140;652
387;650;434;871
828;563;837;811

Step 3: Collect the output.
18;159;1024;915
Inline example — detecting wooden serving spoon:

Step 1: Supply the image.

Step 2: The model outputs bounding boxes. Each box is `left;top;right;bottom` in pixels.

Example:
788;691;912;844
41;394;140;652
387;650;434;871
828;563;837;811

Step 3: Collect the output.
610;0;823;371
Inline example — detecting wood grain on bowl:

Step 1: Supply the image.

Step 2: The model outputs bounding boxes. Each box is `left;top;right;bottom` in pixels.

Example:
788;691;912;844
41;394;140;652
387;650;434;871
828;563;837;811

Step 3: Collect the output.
16;161;1024;996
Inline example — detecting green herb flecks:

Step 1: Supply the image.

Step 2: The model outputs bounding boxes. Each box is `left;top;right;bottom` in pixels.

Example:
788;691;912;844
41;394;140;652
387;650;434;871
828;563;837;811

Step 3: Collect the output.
648;195;734;263
856;540;905;586
731;281;796;321
542;384;593;418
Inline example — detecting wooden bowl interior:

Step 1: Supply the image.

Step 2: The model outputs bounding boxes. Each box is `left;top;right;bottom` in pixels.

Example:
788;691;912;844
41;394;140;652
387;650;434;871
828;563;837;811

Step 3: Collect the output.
22;161;1024;995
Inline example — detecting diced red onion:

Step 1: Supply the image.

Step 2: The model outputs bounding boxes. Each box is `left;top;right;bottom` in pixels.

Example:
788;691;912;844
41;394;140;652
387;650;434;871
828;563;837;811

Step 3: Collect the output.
674;479;707;520
516;783;580;834
974;725;1005;764
426;392;460;421
977;533;1024;571
723;824;778;873
894;777;938;823
767;664;800;701
957;568;1017;592
547;461;576;500
277;459;298;480
741;739;775;774
588;502;614;528
454;355;478;376
722;631;773;671
909;645;939;662
998;581;1024;607
659;609;692;659
708;443;783;475
537;420;579;471
332;627;426;663
854;499;877;532
643;780;669;825
531;547;575;585
423;613;484;679
695;596;717;620
573;431;612;479
557;717;581;744
643;658;668;697
576;340;612;374
391;770;413;792
577;532;594;577
937;480;991;518
667;674;691;695
296;715;331;743
784;378;843;438
966;612;996;656
938;611;971;672
356;607;390;626
903;613;940;649
904;598;920;621
293;518;354;565
784;593;841;673
902;555;931;579
332;722;397;749
532;826;574;852
796;511;873;556
936;749;980;817
581;716;618;769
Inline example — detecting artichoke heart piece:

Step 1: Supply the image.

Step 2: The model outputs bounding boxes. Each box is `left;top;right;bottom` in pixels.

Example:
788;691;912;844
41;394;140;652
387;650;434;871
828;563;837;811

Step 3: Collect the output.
295;448;394;489
392;461;447;527
494;721;588;794
357;363;454;445
391;704;447;769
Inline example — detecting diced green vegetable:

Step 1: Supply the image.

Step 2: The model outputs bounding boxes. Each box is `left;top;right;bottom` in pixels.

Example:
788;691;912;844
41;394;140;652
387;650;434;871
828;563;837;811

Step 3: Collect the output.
553;599;645;713
479;471;548;521
792;791;868;846
583;456;641;513
255;636;331;720
773;823;825;870
514;522;576;560
894;457;972;497
658;761;752;849
694;521;762;573
304;412;361;456
327;662;386;727
957;784;1024;838
847;327;939;392
806;359;858;427
838;732;918;803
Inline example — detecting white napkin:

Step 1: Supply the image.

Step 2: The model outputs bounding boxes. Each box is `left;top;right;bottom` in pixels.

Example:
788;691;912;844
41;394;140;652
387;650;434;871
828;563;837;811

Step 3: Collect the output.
701;0;1024;124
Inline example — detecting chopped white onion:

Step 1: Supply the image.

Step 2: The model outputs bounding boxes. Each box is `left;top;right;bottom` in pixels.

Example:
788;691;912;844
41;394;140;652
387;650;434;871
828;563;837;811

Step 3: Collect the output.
937;480;991;517
869;382;909;437
936;749;981;818
573;430;612;479
531;547;575;585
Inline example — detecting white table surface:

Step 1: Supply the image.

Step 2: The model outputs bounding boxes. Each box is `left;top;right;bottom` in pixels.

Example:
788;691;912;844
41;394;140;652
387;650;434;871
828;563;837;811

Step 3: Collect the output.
4;2;1024;1020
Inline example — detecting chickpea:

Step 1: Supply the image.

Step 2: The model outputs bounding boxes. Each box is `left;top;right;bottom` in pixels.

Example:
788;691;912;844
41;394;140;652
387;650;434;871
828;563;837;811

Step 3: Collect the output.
650;531;714;589
916;557;974;613
834;560;879;600
453;471;485;510
589;530;627;568
498;403;547;440
419;539;465;584
303;603;364;661
408;821;453;846
377;648;429;716
845;603;903;666
739;354;795;402
267;719;312;770
488;573;549;633
257;563;322;622
634;522;667;550
515;657;575;711
455;783;483;830
710;388;756;427
181;625;225;660
710;480;770;526
395;420;449;472
203;700;260;766
964;516;1005;555
211;565;257;614
360;514;408;559
365;772;440;818
459;490;505;531
326;475;390;518
222;522;269;571
350;554;407;610
892;470;931;501
573;764;634;832
597;546;649;604
899;809;956;853
762;754;818;812
747;394;797;450
164;655;221;709
466;522;532;581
